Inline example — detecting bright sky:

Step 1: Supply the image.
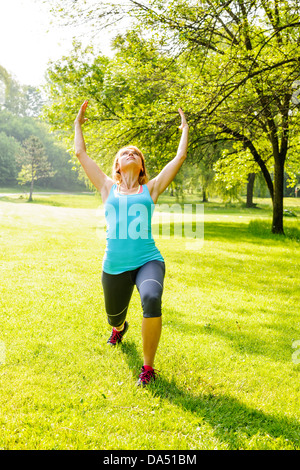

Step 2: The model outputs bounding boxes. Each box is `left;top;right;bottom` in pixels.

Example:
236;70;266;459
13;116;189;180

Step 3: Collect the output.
0;0;114;87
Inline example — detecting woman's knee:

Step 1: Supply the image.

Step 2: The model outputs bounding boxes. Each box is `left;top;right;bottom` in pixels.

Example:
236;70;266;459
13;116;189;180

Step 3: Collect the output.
141;291;162;318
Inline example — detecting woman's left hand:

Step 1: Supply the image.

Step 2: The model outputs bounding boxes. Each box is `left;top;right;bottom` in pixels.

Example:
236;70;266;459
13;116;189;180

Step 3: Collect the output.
178;108;189;130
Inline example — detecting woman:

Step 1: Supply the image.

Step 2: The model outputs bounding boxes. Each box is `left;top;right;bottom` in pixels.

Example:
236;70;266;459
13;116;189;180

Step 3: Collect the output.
74;100;189;386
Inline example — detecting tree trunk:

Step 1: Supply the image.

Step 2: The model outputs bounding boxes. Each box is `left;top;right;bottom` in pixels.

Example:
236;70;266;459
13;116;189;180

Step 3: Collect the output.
272;158;285;234
202;187;208;202
219;124;274;200
29;178;34;202
246;172;256;207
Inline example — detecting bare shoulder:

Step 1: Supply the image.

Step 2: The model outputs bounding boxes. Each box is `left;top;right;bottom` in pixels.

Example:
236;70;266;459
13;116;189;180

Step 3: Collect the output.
146;179;158;204
101;178;114;204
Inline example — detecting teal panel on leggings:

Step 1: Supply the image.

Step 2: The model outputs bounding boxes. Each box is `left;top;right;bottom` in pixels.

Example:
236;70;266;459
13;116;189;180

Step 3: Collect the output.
102;184;164;274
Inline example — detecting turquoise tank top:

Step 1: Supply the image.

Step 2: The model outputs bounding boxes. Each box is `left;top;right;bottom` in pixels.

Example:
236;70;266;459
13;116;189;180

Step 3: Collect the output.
102;184;164;274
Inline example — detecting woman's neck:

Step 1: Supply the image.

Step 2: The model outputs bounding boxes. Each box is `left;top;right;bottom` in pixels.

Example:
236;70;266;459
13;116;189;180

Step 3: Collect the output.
119;172;140;190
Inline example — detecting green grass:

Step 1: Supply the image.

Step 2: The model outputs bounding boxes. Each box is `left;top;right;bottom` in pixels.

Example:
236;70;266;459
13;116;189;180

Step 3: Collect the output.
0;192;300;450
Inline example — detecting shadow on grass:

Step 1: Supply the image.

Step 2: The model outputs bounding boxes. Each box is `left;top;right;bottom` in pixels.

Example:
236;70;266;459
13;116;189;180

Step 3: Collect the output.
164;315;296;364
0;195;29;204
155;220;299;245
248;219;300;243
0;195;61;205
121;340;300;449
204;222;250;243
204;221;300;244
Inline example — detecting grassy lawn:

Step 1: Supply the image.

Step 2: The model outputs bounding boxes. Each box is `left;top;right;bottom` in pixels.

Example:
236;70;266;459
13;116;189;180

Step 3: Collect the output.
0;191;299;450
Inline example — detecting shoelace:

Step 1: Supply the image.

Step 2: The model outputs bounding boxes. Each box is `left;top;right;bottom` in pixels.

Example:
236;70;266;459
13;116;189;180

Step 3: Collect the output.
109;329;123;344
139;368;159;384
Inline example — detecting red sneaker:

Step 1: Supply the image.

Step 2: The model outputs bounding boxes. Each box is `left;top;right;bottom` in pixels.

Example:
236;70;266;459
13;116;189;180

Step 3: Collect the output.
137;366;158;387
107;321;129;346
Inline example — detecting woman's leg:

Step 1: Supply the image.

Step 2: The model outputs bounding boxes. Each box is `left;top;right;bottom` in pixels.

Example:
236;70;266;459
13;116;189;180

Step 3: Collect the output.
135;261;165;368
141;317;162;368
101;270;134;328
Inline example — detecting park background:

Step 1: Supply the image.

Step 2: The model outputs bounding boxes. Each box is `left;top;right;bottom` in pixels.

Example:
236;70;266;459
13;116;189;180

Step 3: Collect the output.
0;0;300;450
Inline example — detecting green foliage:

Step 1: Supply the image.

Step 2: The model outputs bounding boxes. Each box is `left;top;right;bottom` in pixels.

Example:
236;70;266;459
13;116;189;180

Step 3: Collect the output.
0;132;20;184
0;63;86;190
0;108;85;190
43;36;185;178
16;136;56;200
0;64;44;117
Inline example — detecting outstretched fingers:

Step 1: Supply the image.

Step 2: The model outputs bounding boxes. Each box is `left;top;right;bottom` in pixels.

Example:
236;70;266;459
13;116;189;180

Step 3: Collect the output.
81;100;88;120
178;108;188;130
75;100;89;125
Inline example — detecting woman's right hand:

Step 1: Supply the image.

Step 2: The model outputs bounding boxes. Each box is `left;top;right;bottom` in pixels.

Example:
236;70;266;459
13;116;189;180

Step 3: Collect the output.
74;100;89;125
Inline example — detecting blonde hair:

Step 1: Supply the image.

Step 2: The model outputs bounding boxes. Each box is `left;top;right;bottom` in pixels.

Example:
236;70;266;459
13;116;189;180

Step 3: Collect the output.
112;146;149;185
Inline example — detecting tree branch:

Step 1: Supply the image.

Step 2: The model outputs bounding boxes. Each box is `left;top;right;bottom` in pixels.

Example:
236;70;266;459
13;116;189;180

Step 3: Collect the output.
207;58;298;117
219;123;274;199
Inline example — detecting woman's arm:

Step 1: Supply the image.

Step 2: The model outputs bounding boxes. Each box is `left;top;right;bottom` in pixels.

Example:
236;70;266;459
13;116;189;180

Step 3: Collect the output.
147;109;189;204
74;101;112;201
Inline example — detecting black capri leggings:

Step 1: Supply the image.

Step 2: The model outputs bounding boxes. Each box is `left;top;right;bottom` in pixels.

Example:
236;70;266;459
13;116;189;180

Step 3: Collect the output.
101;260;165;328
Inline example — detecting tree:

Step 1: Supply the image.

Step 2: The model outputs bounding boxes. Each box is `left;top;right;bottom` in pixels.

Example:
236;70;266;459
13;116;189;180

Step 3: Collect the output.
46;0;300;234
0;102;86;190
0;63;87;190
16;136;56;201
43;36;186;177
0;63;45;117
0;132;20;184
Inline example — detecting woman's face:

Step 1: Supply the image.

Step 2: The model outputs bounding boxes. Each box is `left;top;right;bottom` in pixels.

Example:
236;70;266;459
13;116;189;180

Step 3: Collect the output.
117;148;143;174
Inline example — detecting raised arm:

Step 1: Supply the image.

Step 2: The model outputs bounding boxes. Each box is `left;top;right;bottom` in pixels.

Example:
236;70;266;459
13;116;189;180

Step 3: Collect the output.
148;109;189;204
74;101;112;202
